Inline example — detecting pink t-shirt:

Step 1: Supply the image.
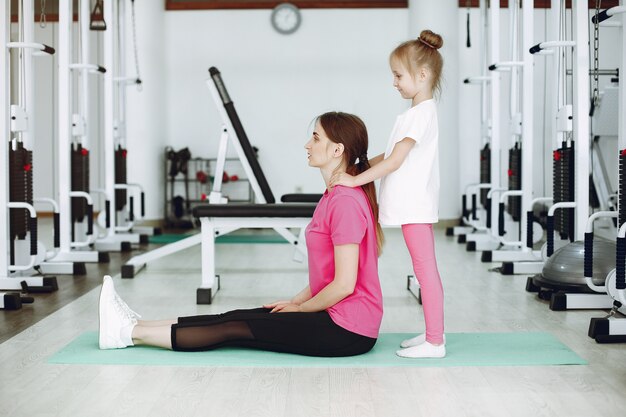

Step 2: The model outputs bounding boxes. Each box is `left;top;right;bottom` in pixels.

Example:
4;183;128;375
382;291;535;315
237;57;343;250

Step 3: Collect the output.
305;185;383;338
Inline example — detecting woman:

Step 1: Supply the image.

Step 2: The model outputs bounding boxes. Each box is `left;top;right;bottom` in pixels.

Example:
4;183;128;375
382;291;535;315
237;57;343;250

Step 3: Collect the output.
99;111;384;357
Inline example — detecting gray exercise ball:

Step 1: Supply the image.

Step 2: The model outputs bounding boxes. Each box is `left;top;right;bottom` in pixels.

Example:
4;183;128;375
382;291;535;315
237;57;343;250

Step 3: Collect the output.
542;238;615;287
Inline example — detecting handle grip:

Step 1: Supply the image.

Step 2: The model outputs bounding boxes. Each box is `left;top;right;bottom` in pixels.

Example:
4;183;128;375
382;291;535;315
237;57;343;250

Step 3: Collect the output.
546;215;555;257
129;197;135;222
529;43;542;54
526;211;533;248
141;192;145;217
53;212;60;248
486;198;492;229
29;217;37;255
498;203;505;236
584;232;594;278
105;200;111;228
87;204;94;235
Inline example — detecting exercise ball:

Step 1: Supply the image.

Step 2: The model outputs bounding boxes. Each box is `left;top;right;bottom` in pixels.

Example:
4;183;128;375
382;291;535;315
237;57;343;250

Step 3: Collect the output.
539;238;615;289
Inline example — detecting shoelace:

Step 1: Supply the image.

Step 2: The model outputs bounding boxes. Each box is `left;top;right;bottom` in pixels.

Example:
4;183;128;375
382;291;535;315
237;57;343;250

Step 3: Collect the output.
112;294;140;324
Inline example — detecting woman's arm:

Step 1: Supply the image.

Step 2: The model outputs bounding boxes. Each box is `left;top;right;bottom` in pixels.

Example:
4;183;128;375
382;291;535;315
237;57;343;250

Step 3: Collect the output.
264;286;312;312
329;138;415;188
274;244;359;313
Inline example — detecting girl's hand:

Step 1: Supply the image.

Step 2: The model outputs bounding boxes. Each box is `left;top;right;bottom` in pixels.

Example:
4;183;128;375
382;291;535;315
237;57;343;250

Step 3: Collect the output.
329;172;357;188
271;303;302;313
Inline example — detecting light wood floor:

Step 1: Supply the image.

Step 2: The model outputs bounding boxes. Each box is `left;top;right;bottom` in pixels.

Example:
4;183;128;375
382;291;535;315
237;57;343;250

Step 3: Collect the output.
1;228;625;417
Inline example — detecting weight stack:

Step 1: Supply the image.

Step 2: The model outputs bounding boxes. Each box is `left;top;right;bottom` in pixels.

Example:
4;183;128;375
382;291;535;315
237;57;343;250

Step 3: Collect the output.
9;142;33;240
115;146;127;211
618;149;626;227
480;143;490;208
71;143;90;223
507;143;522;221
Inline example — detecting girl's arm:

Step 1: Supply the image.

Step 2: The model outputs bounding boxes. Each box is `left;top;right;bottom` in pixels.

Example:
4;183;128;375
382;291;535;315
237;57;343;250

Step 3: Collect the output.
368;152;385;167
273;244;359;313
330;138;415;188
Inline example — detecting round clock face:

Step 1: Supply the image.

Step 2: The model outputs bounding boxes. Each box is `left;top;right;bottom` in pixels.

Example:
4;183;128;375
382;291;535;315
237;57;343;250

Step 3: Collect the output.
271;3;301;35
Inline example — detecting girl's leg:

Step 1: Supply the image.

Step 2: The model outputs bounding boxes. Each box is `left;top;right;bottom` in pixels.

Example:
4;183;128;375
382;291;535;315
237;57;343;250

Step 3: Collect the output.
132;324;175;349
401;223;444;345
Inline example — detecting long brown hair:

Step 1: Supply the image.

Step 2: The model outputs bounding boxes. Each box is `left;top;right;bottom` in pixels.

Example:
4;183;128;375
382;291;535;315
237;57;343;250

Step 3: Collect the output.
317;112;385;254
391;29;444;98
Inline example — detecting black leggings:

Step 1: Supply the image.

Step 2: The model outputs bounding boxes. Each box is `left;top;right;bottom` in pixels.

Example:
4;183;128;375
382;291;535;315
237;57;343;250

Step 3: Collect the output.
171;308;377;357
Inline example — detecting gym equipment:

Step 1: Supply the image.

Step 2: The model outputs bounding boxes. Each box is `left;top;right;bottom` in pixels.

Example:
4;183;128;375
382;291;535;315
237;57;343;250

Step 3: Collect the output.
50;0;109;266
527;0;620;313
0;0;73;299
122;67;319;304
94;0;155;252
588;2;626;343
474;0;545;272
447;0;493;243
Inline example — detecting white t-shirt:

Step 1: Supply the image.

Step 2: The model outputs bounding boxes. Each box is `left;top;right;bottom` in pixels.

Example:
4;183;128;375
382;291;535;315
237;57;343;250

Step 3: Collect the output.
378;99;440;225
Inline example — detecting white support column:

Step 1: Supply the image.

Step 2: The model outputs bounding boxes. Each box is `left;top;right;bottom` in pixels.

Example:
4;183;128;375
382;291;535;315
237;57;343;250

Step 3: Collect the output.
58;0;72;253
118;0;127;149
21;0;35;149
520;0;534;251
0;0;10;275
80;0;91;149
489;0;502;238
103;0;117;236
614;0;626;163
573;0;591;240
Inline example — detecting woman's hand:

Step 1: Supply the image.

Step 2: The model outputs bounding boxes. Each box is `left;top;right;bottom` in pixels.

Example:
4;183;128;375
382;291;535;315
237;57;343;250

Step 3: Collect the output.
329;172;357;188
269;303;302;313
263;300;292;312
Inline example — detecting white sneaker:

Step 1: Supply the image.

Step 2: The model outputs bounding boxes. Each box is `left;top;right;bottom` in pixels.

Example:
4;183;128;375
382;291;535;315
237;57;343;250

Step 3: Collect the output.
99;275;138;349
396;341;446;359
400;333;446;348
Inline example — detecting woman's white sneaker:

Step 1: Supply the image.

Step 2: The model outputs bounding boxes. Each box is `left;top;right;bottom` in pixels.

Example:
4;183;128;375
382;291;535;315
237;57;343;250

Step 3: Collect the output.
98;275;137;349
396;341;446;359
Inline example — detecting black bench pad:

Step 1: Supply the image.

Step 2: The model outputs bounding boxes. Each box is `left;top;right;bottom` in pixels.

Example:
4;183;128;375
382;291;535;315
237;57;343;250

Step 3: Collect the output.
281;193;323;203
193;203;317;218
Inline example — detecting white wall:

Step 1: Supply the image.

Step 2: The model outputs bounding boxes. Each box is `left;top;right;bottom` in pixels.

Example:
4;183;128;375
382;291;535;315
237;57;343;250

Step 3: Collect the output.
163;8;409;210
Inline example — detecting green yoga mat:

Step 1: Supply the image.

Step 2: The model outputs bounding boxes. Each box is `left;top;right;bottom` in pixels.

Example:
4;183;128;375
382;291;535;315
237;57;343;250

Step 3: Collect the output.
149;233;288;244
48;332;586;367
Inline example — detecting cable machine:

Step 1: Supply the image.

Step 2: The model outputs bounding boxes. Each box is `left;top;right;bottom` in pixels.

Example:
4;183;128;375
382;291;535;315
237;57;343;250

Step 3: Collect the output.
0;0;60;309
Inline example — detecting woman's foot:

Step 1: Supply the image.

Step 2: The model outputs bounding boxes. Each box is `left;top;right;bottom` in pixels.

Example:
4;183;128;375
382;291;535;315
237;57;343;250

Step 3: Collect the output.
98;275;138;349
396;341;446;358
400;333;445;348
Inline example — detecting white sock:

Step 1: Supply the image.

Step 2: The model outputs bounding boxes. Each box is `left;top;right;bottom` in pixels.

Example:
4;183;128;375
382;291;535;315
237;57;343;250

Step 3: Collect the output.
400;333;446;348
396;341;446;359
120;323;136;347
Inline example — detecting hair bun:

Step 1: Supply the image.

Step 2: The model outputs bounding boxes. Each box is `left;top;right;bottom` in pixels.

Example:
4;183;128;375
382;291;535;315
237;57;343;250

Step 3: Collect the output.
418;30;443;50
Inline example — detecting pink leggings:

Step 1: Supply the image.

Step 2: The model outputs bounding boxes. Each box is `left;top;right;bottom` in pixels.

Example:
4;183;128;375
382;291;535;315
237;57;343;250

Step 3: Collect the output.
402;224;444;344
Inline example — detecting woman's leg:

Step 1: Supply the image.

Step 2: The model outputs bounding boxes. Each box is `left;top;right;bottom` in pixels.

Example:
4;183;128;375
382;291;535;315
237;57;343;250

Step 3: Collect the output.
401;223;444;345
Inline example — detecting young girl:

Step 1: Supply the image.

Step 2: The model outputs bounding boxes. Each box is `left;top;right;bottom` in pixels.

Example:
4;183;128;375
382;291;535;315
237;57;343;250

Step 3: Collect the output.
99;112;385;357
330;30;445;358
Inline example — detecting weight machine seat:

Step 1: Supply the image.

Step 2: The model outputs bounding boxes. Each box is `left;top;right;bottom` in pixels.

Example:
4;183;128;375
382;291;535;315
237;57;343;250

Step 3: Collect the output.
280;193;322;203
193;203;317;218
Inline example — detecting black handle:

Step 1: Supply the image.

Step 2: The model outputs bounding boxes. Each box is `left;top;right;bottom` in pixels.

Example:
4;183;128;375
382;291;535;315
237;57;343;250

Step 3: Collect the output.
617;236;625;290
529;43;542;54
53;212;60;248
29;217;37;255
129;197;135;222
592;9;611;24
141;192;145;217
209;67;232;105
498;202;505;236
105;200;111;228
547;215;555;257
584;232;594;278
488;64;497;71
526;211;533;248
466;12;471;48
463;78;470;84
42;44;55;55
87;204;94;235
471;194;478;220
462;195;468;218
486;198;492;229
97;65;106;73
